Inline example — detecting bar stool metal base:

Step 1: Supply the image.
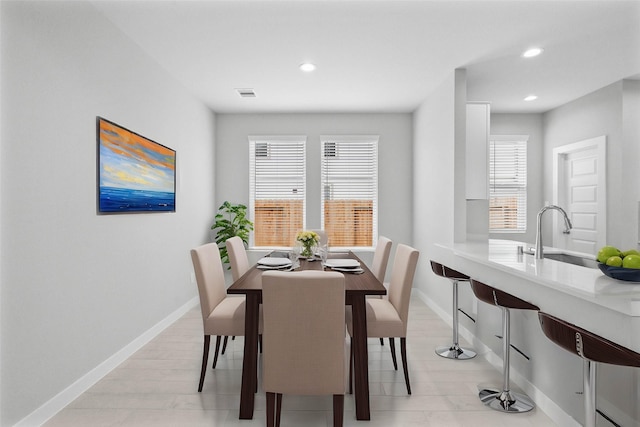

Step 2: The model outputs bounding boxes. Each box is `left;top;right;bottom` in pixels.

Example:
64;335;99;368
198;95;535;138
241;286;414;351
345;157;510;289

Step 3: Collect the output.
478;388;534;413
435;344;476;360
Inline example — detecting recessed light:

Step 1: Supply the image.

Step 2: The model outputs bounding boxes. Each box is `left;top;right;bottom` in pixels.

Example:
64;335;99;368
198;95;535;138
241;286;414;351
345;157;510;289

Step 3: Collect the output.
299;63;316;72
524;95;538;102
522;47;544;58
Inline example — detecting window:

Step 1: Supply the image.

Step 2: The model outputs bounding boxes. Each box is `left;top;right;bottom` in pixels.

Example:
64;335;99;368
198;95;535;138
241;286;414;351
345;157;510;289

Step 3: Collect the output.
489;135;527;233
249;136;306;247
321;136;378;247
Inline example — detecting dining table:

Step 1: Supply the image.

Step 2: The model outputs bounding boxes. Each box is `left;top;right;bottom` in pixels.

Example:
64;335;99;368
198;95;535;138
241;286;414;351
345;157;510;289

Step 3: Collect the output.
227;251;387;421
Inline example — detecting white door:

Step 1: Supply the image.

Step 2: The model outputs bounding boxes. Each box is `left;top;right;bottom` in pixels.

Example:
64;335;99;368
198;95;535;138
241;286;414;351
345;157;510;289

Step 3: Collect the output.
553;136;607;254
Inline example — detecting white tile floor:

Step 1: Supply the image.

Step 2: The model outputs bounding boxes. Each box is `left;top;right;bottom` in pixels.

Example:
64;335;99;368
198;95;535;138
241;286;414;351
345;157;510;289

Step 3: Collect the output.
45;297;558;426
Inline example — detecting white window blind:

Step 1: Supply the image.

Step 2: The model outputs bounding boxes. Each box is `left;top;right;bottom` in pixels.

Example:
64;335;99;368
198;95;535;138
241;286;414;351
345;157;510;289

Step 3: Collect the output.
249;136;306;247
321;136;378;248
489;136;527;233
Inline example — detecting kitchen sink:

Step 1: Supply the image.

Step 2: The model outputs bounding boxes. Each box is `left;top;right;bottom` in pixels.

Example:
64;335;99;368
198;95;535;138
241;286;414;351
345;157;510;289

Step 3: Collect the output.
544;252;598;269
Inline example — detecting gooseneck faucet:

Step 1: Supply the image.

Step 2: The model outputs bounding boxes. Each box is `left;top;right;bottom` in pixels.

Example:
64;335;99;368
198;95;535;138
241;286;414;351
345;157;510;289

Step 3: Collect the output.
534;205;572;259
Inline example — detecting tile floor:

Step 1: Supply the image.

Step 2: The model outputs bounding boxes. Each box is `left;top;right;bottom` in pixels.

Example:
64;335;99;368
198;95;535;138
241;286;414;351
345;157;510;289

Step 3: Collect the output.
45;297;557;426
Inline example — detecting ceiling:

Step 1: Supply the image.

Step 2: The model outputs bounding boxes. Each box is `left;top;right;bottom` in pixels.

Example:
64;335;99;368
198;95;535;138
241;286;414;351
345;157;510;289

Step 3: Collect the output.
92;0;640;114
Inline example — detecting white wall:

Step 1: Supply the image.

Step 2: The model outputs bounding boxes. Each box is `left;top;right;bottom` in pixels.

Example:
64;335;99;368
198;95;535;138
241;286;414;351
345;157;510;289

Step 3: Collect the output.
412;70;468;313
0;2;216;425
541;79;640;424
489;113;544;245
543;80;638;250
622;80;640;249
215;113;413;271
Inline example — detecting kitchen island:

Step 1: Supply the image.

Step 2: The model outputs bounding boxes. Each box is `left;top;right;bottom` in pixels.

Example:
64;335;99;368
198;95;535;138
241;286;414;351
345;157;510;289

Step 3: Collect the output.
433;239;640;351
431;239;640;426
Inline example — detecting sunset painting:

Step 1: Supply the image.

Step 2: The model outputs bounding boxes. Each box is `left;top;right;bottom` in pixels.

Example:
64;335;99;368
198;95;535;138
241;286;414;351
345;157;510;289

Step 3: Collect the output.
97;117;176;213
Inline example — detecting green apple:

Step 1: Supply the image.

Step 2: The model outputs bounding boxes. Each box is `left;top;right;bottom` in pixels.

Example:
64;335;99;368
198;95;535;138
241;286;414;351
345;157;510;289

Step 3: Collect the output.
622;249;640;258
606;256;623;267
622;254;640;269
597;246;621;264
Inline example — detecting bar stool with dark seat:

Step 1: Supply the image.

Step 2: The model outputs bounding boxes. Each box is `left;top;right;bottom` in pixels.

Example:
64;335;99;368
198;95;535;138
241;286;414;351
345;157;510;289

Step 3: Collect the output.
470;279;539;413
430;261;476;360
538;312;640;427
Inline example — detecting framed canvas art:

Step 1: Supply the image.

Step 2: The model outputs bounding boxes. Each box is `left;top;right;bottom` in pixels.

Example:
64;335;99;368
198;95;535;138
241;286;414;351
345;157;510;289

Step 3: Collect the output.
97;117;176;213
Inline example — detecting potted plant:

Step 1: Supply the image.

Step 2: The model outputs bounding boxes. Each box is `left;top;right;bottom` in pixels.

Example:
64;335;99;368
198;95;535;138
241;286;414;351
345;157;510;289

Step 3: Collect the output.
211;201;254;266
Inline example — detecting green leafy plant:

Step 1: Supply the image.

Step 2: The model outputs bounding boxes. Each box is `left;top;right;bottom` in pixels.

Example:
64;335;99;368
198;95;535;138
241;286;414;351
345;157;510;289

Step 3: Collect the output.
211;201;254;266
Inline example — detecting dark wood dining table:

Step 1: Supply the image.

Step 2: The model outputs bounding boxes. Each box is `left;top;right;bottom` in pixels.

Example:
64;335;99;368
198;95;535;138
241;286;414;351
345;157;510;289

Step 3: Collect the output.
227;251;386;421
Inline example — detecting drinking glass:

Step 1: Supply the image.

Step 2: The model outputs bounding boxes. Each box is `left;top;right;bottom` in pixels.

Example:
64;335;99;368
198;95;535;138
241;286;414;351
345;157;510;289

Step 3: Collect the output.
319;241;329;266
288;249;299;270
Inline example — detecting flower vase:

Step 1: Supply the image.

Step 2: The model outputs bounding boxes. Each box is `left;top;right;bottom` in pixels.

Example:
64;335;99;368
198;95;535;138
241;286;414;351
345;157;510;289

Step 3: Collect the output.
301;242;315;258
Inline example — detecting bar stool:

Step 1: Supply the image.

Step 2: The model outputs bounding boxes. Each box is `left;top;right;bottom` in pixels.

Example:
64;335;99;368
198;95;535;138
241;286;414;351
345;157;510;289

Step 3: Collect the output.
430;261;476;360
470;279;539;413
538;312;640;427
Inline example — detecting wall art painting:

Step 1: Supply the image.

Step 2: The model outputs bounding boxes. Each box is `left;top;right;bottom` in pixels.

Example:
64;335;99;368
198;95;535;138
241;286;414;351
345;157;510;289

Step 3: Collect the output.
97;117;176;213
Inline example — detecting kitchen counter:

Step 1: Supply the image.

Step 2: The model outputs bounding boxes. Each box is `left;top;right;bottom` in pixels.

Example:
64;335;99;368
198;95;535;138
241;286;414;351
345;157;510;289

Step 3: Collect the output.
433;239;640;352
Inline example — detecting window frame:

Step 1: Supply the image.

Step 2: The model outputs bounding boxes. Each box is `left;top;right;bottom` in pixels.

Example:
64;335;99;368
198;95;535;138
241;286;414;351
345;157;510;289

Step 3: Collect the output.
320;135;379;250
489;134;528;234
248;135;307;249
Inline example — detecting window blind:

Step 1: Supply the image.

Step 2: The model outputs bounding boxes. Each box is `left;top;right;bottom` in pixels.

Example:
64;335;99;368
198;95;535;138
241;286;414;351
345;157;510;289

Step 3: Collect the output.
249;137;306;247
321;136;378;247
489;137;527;233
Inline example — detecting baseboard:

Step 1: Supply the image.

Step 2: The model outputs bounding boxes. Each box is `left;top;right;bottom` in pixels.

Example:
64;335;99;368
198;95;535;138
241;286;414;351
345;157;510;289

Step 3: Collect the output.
413;289;580;427
15;296;199;427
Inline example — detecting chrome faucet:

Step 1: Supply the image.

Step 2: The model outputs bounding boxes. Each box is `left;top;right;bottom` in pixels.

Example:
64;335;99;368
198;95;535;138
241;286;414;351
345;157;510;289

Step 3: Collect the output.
534;205;572;259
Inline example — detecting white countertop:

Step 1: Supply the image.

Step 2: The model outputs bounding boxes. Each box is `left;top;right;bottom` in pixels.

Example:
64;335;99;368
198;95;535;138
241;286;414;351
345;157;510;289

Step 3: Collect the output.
436;239;640;317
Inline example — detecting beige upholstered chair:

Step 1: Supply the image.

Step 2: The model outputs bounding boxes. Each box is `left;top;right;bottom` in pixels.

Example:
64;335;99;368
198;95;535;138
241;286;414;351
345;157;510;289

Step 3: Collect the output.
347;243;419;395
370;236;392;283
370;236;393;345
262;270;346;427
226;236;250;282
190;242;247;392
309;229;329;246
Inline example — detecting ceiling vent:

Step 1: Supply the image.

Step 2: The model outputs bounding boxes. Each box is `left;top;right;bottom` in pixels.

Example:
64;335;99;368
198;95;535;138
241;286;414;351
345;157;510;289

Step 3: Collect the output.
236;88;256;98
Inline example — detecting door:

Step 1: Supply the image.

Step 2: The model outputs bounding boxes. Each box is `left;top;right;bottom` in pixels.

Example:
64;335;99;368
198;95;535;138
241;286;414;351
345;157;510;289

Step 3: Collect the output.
553;136;606;254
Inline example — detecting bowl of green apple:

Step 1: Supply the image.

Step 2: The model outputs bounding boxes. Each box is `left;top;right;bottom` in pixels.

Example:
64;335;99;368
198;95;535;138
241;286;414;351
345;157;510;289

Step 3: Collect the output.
597;246;640;282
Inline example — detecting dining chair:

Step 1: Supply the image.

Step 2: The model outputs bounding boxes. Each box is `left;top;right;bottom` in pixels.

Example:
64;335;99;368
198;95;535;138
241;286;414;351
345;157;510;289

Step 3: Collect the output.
226;235;263;354
369;236;393;345
226;236;250;282
309;229;329;246
262;270;346;427
370;236;392;284
190;242;248;392
347;243;419;395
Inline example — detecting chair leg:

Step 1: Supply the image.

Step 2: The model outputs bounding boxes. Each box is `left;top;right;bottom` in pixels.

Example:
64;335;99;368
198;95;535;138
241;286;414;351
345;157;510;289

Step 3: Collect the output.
333;394;344;427
400;337;411;395
380;338;384;346
266;392;275;427
276;393;283;427
212;335;222;369
259;334;263;353
348;337;353;394
198;335;210;392
389;337;398;370
221;336;229;355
